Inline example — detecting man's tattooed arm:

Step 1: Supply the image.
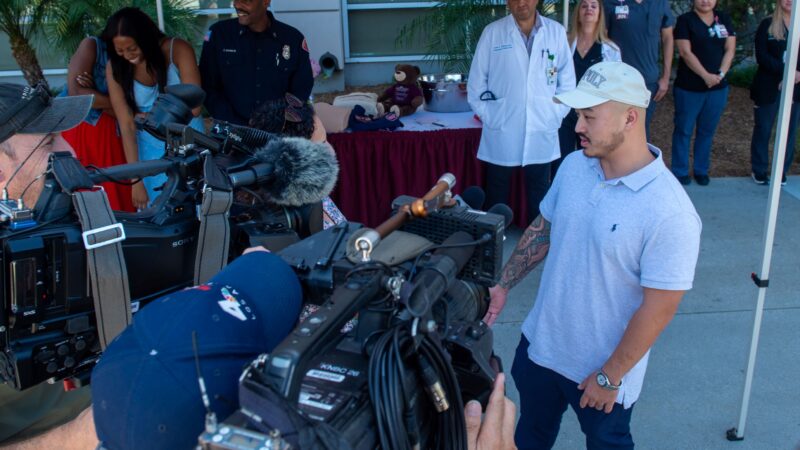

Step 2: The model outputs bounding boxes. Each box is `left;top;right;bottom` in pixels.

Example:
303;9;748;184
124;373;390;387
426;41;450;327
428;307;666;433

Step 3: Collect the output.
497;215;551;290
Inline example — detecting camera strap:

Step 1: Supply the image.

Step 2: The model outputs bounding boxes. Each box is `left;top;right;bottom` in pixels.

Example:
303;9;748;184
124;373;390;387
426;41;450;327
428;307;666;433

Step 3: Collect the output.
72;188;131;349
193;154;233;285
50;154;131;348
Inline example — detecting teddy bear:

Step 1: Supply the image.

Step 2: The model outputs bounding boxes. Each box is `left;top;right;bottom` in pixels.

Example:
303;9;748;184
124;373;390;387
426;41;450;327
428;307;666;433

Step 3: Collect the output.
377;64;424;117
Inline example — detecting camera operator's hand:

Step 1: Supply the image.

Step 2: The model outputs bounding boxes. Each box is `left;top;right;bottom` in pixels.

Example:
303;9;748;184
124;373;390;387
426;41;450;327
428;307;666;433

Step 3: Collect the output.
483;285;508;326
465;373;517;450
131;183;149;210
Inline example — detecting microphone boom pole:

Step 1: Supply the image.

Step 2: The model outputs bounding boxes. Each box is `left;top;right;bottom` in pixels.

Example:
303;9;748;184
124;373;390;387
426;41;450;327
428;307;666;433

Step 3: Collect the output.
356;173;457;261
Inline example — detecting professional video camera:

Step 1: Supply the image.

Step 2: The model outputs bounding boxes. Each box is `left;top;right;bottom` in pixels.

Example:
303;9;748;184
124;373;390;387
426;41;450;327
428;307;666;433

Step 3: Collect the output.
0;85;338;390
199;174;509;450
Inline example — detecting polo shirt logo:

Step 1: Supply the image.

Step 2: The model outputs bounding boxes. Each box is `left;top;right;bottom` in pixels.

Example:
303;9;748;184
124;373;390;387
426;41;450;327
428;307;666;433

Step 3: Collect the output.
611;224;618;232
583;69;606;89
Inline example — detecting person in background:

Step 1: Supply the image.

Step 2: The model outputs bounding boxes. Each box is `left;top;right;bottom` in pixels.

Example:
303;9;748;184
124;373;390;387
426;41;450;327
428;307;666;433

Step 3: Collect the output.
200;0;313;125
553;0;621;176
604;0;674;138
749;0;800;185
468;0;576;225
248;94;346;228
105;7;204;209
670;0;735;186
62;34;135;212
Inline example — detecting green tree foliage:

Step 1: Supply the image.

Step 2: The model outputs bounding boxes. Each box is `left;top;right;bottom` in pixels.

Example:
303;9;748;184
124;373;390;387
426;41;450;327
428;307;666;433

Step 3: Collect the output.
396;0;778;73
0;0;57;88
396;0;507;74
49;0;200;57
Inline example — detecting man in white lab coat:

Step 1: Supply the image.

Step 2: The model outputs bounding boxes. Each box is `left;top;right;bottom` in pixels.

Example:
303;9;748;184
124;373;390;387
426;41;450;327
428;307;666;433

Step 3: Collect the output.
468;0;576;225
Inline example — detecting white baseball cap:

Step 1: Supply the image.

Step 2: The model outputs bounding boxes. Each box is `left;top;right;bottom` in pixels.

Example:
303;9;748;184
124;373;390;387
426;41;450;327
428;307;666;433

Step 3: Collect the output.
554;61;651;109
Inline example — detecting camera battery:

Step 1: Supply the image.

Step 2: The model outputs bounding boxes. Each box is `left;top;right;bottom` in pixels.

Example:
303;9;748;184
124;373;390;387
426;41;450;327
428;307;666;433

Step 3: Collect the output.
298;348;367;422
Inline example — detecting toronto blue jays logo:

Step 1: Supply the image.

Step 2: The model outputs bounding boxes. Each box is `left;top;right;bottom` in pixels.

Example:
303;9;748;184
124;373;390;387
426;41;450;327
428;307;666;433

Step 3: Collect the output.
217;286;255;321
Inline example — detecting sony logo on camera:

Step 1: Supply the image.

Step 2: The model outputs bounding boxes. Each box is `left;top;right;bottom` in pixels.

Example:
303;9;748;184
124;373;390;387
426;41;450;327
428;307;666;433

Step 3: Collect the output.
172;237;195;248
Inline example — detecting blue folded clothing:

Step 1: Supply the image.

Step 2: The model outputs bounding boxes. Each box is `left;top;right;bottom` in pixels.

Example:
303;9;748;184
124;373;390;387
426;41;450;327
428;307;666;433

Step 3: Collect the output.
348;105;404;131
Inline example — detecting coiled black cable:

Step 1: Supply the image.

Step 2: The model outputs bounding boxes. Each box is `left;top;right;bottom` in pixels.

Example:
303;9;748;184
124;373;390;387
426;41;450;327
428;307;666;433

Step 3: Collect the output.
368;323;467;450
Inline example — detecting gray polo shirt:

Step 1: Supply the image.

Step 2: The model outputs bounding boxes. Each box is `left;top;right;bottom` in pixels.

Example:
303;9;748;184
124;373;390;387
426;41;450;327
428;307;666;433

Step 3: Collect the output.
521;145;701;408
604;0;675;84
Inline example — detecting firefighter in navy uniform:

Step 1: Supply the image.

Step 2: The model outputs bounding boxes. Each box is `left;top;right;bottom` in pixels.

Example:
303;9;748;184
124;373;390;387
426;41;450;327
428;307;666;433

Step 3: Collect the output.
199;0;313;125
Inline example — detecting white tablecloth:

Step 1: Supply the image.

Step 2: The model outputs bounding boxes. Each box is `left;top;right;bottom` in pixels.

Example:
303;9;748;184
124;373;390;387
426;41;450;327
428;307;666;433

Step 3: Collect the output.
399;108;481;132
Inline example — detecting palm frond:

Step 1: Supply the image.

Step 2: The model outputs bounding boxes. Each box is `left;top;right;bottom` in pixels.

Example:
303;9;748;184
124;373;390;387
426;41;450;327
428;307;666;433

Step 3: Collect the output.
48;0;201;56
396;0;506;73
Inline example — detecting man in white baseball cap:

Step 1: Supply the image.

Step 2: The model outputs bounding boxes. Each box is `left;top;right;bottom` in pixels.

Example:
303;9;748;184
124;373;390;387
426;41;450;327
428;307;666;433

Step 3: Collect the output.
484;61;703;448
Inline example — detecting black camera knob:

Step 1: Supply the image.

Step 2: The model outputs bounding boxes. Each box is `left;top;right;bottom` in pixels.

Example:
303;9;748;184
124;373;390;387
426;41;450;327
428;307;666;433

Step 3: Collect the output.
45;361;58;374
467;325;483;340
56;344;69;357
64;357;76;369
74;340;87;351
36;350;55;363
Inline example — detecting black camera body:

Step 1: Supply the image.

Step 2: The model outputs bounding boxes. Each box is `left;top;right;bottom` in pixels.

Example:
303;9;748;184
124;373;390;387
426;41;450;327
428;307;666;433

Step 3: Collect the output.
0;86;322;390
200;199;506;450
0;210;199;389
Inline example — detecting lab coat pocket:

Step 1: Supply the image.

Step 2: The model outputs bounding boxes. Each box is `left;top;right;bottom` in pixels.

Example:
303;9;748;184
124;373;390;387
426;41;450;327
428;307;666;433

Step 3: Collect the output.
482;97;508;130
531;96;561;130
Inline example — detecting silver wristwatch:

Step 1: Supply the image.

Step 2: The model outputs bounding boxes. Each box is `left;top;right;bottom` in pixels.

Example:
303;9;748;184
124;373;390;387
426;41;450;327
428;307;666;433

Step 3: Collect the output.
596;370;622;391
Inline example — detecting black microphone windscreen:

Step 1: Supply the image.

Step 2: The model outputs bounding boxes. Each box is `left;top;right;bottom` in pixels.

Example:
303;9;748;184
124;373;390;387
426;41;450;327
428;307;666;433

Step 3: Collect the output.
164;84;205;109
460;186;485;210
253;137;339;206
487;203;513;228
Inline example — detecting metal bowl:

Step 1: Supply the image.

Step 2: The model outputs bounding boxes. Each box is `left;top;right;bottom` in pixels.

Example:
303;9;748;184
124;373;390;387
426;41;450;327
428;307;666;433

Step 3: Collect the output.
419;73;471;113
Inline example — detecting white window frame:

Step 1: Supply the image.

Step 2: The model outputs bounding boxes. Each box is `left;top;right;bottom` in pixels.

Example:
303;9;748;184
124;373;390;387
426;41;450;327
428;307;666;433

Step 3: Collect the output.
0;2;508;77
341;1;438;63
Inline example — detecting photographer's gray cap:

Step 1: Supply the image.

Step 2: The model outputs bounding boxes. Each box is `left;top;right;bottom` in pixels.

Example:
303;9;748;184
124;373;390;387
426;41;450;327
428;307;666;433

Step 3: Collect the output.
0;83;92;144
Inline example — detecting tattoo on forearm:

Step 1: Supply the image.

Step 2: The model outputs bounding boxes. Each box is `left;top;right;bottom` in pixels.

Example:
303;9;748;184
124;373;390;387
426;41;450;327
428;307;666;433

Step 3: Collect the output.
498;215;551;290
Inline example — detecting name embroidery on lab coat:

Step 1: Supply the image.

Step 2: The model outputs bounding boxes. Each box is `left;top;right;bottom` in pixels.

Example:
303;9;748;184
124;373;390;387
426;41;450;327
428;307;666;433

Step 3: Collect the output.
492;44;513;52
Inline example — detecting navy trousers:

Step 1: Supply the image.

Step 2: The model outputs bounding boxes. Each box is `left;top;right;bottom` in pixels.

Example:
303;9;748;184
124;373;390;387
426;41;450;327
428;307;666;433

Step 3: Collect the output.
511;335;635;450
750;99;800;176
485;162;550;225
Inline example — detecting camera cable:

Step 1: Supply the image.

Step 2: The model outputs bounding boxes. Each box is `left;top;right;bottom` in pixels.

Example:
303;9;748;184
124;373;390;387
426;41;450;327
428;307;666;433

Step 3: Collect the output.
18;168;49;205
3;117;64;200
369;322;468;450
85;165;142;186
408;234;491;280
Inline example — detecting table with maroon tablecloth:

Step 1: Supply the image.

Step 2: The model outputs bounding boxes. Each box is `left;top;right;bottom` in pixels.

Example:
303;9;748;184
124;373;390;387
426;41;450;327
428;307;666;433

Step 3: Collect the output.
327;123;530;229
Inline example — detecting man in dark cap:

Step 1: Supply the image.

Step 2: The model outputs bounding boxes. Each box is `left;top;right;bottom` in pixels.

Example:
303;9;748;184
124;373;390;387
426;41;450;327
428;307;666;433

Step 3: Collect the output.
0;82;97;448
0;83;93;207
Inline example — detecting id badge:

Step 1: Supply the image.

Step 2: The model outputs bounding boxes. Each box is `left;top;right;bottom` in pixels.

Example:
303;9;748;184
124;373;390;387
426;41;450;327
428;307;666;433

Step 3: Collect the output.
615;5;629;19
714;24;729;38
545;57;557;85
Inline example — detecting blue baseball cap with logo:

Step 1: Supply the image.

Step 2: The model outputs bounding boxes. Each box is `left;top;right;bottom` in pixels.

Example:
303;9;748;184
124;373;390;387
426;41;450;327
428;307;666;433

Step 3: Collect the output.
91;251;303;450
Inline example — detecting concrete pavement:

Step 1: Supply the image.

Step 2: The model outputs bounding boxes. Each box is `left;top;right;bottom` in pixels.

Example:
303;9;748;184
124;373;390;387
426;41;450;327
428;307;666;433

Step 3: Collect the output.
490;177;800;449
